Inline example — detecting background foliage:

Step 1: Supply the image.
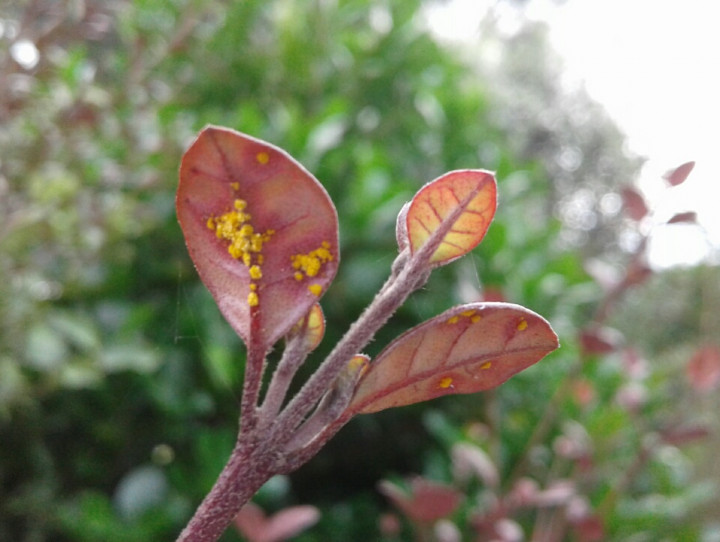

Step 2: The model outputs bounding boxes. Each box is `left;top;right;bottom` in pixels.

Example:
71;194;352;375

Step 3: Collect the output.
1;1;718;540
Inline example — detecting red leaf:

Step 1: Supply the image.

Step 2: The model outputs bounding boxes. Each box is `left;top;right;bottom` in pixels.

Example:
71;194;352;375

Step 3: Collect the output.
686;345;720;393
663;161;695;186
661;424;710;446
667;211;697;224
621;186;649;221
405;170;497;266
177;126;339;350
571;516;605;542
623;259;653;287
347;302;558;414
571;378;596;407
234;503;320;542
579;326;623;355
379;478;463;523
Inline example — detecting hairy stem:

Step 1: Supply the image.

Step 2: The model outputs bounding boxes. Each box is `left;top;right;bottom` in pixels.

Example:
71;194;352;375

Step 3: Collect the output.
269;250;428;445
258;333;311;424
240;340;267;433
176;439;276;542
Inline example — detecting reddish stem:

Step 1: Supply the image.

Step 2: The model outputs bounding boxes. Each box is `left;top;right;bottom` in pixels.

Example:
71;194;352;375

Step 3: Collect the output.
176;439;276;542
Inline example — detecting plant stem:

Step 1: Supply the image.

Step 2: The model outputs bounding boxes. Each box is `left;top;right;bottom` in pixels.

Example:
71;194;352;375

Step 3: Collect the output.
259;333;310;424
240;339;267;433
176;439;275;542
269;250;428;445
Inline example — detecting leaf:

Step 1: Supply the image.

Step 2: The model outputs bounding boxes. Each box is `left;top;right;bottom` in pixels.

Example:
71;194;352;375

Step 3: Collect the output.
579;326;623;355
686;345;720;393
621;186;648;221
663;161;695;186
378;478;463;523
287;303;325;352
348;302;558;414
233;502;320;542
405;170;497;266
177;126;339;350
667;211;697;224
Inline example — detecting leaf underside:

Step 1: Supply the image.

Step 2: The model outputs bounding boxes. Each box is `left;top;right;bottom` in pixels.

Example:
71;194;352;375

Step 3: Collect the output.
348;302;559;414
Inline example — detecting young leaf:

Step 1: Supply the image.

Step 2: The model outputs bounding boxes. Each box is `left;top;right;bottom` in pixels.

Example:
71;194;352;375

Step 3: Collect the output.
287;303;326;353
663;161;695;186
405;170;497;266
347;303;558;414
177;126;339;350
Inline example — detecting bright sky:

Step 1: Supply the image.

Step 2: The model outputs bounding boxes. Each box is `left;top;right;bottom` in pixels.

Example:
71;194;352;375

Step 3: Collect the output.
425;0;719;268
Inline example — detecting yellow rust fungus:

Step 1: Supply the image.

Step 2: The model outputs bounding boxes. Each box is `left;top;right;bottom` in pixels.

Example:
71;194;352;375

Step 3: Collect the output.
347;356;369;377
207;198;275;308
517;318;528;331
448;310;484;325
308;284;323;297
291;241;334;281
438;376;454;389
256;152;270;164
481;361;492;370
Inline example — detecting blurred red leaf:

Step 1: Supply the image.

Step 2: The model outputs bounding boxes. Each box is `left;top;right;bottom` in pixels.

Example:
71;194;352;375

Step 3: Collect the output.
623;259;653;288
347;303;558;414
571;378;596;407
571;516;605;542
667;211;697;224
621;186;649;221
661;424;710;446
405;170;497;267
686;345;720;393
379;478;463;523
579;326;623;355
379;513;402;537
234;503;320;542
177;126;339;350
663;161;695;186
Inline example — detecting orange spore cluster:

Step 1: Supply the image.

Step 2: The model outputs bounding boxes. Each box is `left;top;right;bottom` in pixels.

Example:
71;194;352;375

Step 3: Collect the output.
206;198;275;307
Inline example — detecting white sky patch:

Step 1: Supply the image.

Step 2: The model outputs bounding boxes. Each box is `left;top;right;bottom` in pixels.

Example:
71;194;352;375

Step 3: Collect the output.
425;0;720;268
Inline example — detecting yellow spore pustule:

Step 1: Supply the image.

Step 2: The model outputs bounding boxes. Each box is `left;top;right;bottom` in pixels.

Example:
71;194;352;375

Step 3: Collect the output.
438;376;454;389
291;241;334;283
207;198;275;308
